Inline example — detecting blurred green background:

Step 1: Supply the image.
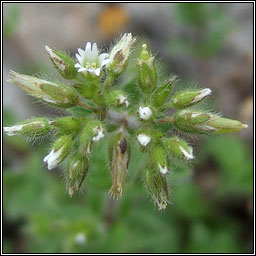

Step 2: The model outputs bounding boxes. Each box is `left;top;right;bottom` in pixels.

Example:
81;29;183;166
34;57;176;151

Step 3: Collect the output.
3;3;253;253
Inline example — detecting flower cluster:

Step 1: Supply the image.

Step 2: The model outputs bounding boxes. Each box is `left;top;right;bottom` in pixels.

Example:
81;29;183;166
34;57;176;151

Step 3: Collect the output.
4;33;247;210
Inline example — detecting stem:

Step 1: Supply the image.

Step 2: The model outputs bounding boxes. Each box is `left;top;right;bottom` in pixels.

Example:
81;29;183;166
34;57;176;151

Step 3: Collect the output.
104;75;114;89
157;115;175;124
103;196;118;228
78;101;97;112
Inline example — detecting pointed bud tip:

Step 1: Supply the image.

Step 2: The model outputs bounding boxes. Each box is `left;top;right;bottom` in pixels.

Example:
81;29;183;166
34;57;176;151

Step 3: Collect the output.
243;124;248;128
45;45;51;51
142;44;147;50
204;88;212;95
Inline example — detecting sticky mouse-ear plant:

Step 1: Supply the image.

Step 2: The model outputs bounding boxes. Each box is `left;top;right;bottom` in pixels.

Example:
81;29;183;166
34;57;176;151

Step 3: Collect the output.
4;33;248;210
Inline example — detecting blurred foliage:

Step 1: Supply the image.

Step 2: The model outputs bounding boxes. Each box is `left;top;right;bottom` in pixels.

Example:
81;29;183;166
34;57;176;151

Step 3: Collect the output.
3;3;252;253
3;4;20;39
3;109;252;253
168;3;233;59
199;135;253;197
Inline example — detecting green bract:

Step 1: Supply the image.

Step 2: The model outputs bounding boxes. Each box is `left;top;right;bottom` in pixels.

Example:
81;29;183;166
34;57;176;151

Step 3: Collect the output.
4;33;248;210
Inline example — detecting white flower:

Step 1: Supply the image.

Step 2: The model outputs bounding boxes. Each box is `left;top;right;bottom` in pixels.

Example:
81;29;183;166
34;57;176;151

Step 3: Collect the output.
137;133;151;146
158;164;169;175
118;95;129;107
74;42;109;77
139;106;152;120
43;148;63;170
179;145;194;160
75;232;87;245
192;88;212;103
92;126;105;142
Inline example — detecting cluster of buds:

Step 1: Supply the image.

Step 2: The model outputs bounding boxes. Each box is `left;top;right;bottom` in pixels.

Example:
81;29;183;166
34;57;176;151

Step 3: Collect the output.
4;33;248;209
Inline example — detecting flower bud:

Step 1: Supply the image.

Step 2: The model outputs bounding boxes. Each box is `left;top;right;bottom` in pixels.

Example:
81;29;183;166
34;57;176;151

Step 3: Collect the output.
152;75;177;108
137;133;151;147
144;169;169;210
105;90;129;108
107;33;136;77
137;44;157;93
93;88;106;106
39;81;79;108
138;106;153;121
108;133;130;200
171;88;212;109
67;152;89;197
43;135;73;170
206;117;248;134
152;145;169;174
45;45;77;79
165;137;194;160
49;116;82;138
174;110;248;134
7;71;79;108
4;118;51;137
79;121;105;155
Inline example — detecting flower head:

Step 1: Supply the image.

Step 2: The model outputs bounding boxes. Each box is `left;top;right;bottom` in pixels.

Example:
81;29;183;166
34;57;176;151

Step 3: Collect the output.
139;106;153;120
137;133;151;147
74;42;109;77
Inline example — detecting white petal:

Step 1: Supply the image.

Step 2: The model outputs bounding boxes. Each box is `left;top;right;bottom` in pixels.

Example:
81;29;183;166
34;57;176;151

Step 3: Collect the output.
94;68;101;76
43;149;54;163
92;126;105;141
179;146;194;160
85;43;92;63
99;53;109;64
4;125;24;136
158;164;168;174
137;134;151;146
75;53;83;64
118;95;129;107
192;88;212;103
74;63;82;68
139;107;152;120
91;43;98;61
78;48;85;56
85;42;91;52
101;58;110;67
78;67;87;72
43;148;62;170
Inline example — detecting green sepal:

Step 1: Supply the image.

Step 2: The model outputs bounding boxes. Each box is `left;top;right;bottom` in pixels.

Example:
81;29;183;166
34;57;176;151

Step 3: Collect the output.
144;168;169;210
46;46;77;80
67;151;89;197
73;82;97;99
152;75;177;108
40;82;79;108
164;136;194;160
50;116;83;138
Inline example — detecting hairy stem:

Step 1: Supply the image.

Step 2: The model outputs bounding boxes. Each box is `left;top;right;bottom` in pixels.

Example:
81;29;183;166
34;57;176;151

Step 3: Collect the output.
104;75;114;89
78;101;97;112
157;115;175;124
